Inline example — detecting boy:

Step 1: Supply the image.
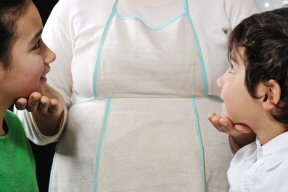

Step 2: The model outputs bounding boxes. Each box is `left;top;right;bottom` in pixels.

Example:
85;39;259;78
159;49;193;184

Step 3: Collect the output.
210;8;288;191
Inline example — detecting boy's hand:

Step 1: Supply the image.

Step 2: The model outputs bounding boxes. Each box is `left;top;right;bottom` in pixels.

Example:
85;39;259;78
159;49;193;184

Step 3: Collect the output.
208;112;252;136
15;84;64;117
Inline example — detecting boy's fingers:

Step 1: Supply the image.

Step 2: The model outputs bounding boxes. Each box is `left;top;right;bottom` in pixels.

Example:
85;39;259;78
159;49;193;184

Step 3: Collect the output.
211;115;225;132
235;124;252;133
208;113;248;136
218;118;241;136
208;112;216;120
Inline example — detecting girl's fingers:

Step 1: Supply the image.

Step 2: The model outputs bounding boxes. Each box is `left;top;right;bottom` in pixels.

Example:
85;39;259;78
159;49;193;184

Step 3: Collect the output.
47;99;60;115
37;96;51;113
15;97;28;110
26;93;42;112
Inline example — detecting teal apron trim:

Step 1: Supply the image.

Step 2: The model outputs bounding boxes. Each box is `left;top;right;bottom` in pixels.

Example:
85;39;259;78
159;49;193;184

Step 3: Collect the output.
115;0;187;31
72;97;96;106
190;97;206;192
93;3;116;97
93;97;111;192
93;0;208;97
115;12;186;31
185;0;208;96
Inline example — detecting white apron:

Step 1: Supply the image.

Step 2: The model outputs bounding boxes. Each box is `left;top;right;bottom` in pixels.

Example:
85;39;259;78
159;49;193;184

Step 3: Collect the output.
49;0;233;191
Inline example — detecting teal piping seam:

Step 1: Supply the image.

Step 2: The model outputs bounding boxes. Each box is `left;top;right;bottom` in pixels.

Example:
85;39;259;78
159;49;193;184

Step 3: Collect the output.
190;97;206;192
93;4;116;97
184;0;208;96
93;97;111;192
72;97;95;106
115;12;186;31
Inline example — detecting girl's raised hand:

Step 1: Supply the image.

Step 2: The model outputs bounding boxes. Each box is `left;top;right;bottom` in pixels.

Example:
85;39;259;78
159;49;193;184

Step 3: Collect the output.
15;83;64;117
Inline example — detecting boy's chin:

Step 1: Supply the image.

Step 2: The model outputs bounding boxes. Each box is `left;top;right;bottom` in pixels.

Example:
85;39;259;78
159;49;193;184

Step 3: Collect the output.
221;103;238;123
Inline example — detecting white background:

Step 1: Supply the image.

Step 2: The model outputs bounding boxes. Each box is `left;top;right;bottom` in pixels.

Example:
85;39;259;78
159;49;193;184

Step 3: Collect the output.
256;0;288;11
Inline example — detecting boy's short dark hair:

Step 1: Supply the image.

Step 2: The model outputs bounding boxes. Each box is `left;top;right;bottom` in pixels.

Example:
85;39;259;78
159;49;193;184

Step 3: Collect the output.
228;7;288;127
0;0;30;68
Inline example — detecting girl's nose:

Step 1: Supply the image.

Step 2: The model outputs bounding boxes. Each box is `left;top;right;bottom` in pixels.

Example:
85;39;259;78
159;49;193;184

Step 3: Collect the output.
43;42;56;65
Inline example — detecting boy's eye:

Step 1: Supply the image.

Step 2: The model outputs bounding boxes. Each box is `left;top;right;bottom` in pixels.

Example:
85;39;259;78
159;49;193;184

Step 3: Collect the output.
228;66;234;74
228;68;234;74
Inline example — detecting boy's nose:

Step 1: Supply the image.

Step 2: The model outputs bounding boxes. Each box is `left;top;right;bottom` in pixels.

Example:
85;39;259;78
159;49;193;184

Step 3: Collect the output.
217;75;224;89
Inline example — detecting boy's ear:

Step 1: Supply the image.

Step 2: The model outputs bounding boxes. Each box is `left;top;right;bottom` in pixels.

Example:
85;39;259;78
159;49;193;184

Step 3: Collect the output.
258;80;281;112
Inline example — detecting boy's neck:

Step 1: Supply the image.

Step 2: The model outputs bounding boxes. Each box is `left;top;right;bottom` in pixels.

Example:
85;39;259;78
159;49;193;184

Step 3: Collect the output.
252;120;286;145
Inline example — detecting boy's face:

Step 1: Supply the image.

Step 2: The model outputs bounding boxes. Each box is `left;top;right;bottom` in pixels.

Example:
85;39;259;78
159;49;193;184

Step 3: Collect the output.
217;48;262;125
0;2;55;104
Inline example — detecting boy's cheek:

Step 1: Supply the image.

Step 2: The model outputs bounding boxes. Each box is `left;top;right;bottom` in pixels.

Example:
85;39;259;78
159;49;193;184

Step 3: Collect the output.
221;102;234;120
221;103;228;116
221;101;237;123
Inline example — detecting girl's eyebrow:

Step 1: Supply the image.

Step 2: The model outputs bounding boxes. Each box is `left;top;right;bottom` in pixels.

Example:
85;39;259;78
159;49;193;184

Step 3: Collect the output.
29;28;43;44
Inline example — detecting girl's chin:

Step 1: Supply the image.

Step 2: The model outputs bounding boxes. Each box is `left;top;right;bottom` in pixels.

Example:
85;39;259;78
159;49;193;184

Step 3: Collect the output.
22;87;44;97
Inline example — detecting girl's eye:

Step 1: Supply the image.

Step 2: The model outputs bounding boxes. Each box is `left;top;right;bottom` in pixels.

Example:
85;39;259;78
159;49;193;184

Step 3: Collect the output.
34;39;41;49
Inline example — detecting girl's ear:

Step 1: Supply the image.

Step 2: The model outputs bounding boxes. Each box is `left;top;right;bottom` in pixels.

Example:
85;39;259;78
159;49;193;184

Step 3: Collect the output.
258;79;281;112
0;60;4;70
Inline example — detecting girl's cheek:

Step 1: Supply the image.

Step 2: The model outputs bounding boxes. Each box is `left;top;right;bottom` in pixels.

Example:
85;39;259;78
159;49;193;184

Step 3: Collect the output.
23;61;45;94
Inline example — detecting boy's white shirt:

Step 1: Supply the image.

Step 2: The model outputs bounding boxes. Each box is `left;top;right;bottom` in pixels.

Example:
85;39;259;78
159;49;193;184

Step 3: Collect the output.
228;131;288;192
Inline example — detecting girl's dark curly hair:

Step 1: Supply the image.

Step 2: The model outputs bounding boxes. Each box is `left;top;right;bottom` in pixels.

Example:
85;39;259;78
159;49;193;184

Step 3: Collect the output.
0;0;30;68
228;7;288;127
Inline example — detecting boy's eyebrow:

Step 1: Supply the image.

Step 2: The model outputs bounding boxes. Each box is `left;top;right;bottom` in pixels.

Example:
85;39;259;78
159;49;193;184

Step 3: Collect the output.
30;28;43;44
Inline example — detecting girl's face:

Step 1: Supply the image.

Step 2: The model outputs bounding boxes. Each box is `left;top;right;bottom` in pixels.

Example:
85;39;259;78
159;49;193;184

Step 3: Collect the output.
0;2;55;105
217;48;262;125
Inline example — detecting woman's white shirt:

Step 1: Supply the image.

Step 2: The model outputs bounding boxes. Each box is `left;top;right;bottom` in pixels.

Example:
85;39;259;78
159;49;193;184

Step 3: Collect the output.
17;0;259;191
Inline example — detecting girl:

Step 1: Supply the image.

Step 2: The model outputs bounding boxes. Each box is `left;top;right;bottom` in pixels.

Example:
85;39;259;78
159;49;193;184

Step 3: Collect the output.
0;0;64;191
